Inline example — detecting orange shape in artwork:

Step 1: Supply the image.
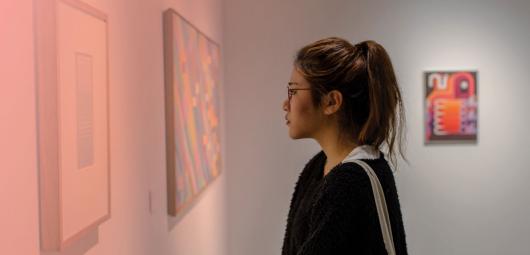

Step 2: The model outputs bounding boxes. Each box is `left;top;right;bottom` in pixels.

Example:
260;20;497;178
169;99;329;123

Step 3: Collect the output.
437;99;461;134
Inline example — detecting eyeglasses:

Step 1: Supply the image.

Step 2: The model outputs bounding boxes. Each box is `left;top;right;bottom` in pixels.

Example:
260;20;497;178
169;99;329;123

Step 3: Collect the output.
287;86;312;101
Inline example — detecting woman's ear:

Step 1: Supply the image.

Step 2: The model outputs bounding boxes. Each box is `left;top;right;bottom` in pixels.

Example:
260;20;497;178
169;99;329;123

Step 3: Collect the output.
322;90;343;115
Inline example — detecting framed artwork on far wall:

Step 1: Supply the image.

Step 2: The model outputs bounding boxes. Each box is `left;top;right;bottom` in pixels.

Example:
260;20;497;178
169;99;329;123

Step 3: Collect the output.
163;8;222;217
424;71;478;144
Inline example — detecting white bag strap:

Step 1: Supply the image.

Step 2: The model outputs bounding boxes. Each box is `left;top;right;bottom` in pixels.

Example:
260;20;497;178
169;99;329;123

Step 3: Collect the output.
350;160;396;255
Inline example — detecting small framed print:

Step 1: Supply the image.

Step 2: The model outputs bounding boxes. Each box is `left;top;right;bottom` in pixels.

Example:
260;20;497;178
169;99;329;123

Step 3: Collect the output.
425;71;478;144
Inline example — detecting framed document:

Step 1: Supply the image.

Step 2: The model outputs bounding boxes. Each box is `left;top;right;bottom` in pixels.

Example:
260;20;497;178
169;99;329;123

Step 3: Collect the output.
163;9;222;217
35;0;110;251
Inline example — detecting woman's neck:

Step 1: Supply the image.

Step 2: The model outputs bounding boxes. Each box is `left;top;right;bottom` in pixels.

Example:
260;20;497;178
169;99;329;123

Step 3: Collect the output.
314;127;357;176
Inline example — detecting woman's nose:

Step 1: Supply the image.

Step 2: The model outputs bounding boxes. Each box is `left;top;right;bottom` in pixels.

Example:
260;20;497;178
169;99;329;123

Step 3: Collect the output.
282;99;290;112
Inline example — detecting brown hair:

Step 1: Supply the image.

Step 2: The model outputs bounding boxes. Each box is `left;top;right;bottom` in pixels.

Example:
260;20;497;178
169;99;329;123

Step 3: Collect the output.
294;37;406;165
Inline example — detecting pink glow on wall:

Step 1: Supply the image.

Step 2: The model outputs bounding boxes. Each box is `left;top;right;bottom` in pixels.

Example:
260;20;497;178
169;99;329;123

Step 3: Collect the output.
0;0;40;254
1;0;226;254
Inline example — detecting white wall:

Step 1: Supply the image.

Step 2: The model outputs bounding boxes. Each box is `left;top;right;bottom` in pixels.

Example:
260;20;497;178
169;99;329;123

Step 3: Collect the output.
224;0;530;254
0;0;227;254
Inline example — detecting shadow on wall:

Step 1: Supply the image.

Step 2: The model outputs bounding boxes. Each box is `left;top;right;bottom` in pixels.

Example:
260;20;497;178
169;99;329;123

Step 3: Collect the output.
41;229;98;255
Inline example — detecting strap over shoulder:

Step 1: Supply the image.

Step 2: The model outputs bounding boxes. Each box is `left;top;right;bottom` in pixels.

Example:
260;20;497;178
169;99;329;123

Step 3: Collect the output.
349;159;396;255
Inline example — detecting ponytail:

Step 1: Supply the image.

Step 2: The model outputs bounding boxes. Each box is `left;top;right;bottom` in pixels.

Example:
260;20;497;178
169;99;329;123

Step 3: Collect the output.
358;41;406;166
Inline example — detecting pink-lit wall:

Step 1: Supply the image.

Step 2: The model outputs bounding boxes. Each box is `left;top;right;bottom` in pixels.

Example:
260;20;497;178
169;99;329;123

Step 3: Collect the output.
0;0;40;254
0;0;226;254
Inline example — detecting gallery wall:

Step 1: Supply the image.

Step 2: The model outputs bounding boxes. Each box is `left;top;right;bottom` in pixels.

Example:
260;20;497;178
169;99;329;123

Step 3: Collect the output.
2;0;530;254
224;0;530;254
0;0;40;254
0;0;226;254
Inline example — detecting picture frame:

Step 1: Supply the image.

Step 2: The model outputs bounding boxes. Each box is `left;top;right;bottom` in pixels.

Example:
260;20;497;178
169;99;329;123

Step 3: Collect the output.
424;70;478;144
35;0;110;251
163;8;222;217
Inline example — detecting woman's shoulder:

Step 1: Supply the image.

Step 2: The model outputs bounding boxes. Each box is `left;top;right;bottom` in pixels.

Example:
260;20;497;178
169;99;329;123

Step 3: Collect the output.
322;158;394;196
308;162;375;215
326;161;373;182
321;163;372;193
331;156;392;178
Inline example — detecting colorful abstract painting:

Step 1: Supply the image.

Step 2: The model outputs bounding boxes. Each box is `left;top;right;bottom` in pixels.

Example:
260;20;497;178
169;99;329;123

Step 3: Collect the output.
425;71;478;143
163;9;221;217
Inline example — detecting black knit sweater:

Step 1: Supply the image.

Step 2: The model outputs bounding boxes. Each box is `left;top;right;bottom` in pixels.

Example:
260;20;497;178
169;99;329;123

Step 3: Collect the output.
281;151;408;255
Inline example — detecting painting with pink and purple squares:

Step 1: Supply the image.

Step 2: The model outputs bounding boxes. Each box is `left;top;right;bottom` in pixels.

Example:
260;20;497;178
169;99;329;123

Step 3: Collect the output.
425;71;478;144
163;9;221;217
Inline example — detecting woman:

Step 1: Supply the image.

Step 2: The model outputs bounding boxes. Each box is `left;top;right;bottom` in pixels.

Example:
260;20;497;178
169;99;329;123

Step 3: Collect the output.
281;37;408;255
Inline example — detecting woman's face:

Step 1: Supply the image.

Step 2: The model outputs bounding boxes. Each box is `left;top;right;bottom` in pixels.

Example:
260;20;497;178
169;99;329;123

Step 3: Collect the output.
283;67;325;139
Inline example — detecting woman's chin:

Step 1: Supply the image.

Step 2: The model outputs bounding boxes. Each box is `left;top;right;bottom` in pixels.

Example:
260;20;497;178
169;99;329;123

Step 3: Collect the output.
288;130;305;140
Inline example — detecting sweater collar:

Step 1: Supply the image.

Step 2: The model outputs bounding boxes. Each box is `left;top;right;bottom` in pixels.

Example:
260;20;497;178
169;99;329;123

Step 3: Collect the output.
341;145;380;163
